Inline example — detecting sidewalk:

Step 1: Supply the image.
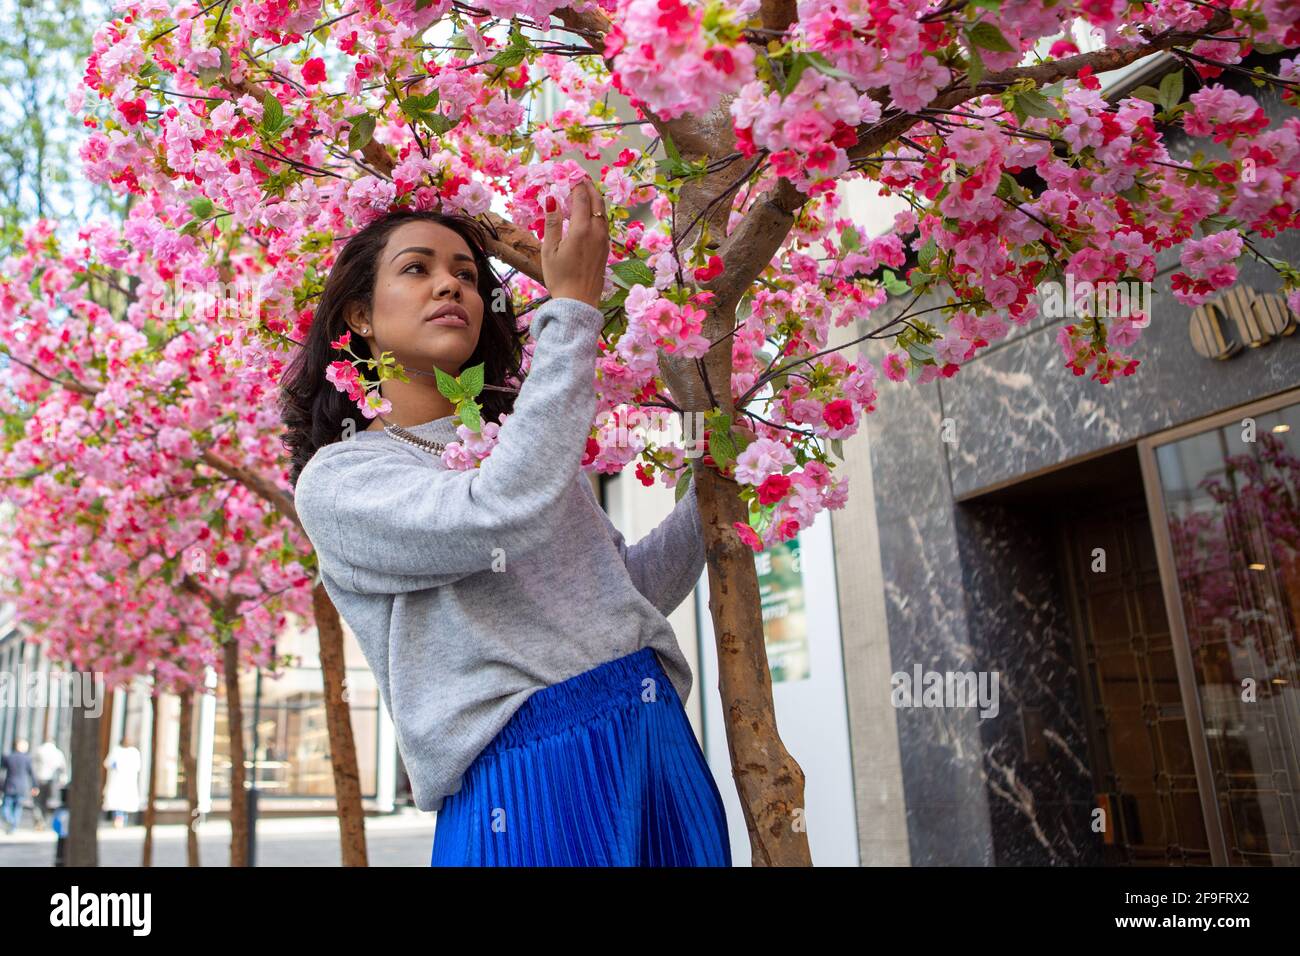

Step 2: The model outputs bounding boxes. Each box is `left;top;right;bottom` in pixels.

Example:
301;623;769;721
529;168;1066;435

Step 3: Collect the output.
0;805;435;844
0;808;438;866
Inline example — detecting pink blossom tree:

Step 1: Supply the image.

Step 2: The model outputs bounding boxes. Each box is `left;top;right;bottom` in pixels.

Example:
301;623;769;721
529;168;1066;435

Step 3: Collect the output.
0;218;338;865
49;0;1300;865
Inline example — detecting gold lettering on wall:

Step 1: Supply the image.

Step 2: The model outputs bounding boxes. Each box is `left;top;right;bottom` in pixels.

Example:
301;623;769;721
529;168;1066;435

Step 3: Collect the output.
1189;286;1297;360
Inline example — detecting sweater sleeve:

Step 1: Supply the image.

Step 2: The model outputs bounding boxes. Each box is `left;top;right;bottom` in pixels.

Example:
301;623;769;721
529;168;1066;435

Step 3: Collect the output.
581;471;706;617
294;296;605;595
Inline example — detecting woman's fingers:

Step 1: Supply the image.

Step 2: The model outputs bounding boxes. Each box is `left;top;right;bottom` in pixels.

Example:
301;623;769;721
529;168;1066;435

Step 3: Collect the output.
569;175;591;226
541;194;562;253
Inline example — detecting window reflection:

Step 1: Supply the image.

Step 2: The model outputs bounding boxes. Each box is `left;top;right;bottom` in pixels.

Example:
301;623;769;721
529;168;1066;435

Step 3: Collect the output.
1156;403;1300;866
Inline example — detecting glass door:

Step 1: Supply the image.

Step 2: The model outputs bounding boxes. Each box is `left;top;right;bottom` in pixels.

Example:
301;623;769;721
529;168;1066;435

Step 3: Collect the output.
1141;391;1300;866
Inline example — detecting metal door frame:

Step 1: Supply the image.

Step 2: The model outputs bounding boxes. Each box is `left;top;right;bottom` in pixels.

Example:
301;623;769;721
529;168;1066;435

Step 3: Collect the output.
1137;385;1300;866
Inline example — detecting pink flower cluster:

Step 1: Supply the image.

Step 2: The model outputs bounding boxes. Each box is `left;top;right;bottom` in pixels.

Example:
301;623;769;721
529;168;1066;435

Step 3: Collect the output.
1172;230;1244;307
605;0;759;121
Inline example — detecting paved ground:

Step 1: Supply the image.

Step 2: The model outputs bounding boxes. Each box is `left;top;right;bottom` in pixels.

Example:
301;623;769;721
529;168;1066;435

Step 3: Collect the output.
0;810;438;867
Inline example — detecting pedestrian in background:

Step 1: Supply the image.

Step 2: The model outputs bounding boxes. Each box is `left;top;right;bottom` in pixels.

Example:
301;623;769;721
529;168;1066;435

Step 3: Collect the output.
102;736;141;828
1;738;38;834
31;737;68;831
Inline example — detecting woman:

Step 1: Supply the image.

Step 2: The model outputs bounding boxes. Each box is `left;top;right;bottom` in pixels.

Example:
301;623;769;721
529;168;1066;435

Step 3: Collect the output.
280;174;731;866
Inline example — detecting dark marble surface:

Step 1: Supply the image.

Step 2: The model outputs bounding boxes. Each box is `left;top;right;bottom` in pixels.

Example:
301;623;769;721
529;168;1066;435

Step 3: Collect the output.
866;367;994;864
953;502;1105;865
853;66;1299;867
943;252;1300;500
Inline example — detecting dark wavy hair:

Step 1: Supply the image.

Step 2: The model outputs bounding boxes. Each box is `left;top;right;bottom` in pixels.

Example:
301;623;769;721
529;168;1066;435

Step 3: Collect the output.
279;209;524;487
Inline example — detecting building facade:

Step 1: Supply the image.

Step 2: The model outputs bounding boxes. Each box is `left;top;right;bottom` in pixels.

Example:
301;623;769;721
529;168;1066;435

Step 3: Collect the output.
828;71;1300;866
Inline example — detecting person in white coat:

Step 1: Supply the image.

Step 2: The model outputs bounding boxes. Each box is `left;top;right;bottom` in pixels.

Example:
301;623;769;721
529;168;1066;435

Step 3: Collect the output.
31;739;68;830
102;737;141;828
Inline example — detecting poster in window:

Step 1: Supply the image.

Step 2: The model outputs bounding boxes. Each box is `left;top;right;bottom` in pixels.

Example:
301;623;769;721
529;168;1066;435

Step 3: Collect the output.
757;536;810;682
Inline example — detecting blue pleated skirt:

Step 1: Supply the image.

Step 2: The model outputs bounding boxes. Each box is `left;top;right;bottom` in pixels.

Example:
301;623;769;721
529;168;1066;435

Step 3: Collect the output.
429;646;731;867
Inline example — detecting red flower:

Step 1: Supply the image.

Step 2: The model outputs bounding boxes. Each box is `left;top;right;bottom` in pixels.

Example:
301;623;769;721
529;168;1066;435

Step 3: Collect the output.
119;98;147;126
733;522;763;552
822;399;854;430
1212;162;1237;183
775;517;800;542
693;254;724;283
757;473;792;505
302;58;327;85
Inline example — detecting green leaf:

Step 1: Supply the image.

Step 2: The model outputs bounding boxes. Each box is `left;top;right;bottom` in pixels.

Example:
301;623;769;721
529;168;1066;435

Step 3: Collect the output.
399;93;441;116
459;362;484;397
880;269;909;296
189;197;215;219
261;93;284;131
655;157;696;180
1158;69;1183;111
709;427;738;469
491;47;528;68
839;227;860;253
1013;89;1058;119
421;113;455;136
675;470;693;503
661;130;683;165
783;52;811;95
902;338;936;363
918;237;938;271
830;438;845;461
969;0;1001;8
966;47;986;88
1130;85;1162;105
1200;214;1242;235
456;400;481;432
804;51;857;83
434;365;466;402
611;258;656;289
967;22;1014;53
704;411;737;469
347;114;375;153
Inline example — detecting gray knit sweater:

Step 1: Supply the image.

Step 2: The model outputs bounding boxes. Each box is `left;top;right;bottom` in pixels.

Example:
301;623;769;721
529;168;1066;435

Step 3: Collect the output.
292;297;706;812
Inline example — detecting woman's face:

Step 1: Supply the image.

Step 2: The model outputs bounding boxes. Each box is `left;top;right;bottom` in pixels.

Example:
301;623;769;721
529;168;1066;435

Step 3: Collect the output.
348;219;485;376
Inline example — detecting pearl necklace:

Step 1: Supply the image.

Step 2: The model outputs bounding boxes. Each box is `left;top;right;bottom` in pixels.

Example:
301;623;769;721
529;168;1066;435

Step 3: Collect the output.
379;417;446;455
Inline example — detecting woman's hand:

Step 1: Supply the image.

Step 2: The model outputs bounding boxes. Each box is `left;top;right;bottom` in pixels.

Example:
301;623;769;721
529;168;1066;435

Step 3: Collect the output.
540;174;610;310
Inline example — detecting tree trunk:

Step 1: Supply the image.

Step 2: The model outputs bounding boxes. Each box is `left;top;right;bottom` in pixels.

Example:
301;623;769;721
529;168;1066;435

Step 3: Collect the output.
178;687;200;867
221;641;248;867
66;673;102;867
97;687;115;798
312;581;369;866
657;265;814;865
695;462;813;866
141;691;161;866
